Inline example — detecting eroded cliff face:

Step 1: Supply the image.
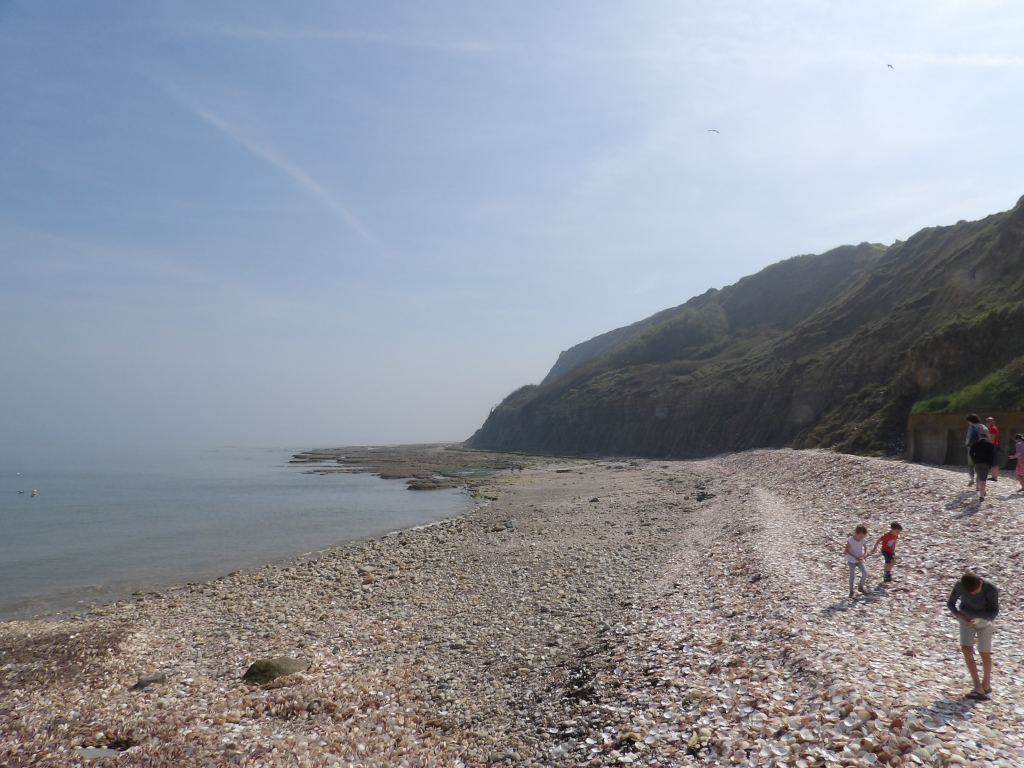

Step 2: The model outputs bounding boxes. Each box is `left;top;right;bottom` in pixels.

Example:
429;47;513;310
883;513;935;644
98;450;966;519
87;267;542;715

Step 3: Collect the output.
468;196;1024;458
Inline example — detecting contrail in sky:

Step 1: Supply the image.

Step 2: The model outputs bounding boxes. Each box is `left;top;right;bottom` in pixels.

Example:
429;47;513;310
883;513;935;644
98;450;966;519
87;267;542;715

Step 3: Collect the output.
161;83;380;249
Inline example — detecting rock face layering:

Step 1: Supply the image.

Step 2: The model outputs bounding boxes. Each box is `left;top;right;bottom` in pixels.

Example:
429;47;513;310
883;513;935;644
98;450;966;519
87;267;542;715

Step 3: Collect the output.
470;196;1024;459
1;449;1022;766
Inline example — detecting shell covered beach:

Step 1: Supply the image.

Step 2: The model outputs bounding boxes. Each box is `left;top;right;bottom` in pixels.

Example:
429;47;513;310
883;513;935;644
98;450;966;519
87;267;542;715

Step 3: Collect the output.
1;449;1023;766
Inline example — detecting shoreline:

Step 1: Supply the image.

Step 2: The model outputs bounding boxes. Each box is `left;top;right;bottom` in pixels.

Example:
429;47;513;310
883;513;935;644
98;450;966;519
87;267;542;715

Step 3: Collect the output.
0;450;484;622
0;495;472;625
2;449;1023;765
1;452;688;765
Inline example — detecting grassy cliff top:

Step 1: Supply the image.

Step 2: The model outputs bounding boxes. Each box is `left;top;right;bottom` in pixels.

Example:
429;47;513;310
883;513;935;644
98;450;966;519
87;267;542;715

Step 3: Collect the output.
911;355;1024;414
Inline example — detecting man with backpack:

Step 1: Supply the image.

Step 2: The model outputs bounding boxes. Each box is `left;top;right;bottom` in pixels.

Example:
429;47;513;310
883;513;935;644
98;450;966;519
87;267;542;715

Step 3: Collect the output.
965;414;983;486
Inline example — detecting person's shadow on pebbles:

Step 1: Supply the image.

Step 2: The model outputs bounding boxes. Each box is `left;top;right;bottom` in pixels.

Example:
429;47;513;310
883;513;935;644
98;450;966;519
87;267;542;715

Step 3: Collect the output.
946;490;982;518
821;585;886;615
822;599;856;615
912;696;980;725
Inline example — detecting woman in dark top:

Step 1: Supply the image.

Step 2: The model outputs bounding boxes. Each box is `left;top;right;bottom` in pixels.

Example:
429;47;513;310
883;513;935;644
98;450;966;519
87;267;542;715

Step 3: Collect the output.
969;429;996;502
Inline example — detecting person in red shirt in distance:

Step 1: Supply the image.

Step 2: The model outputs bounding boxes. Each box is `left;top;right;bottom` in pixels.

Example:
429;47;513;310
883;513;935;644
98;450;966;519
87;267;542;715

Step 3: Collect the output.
871;522;903;583
986;417;1001;481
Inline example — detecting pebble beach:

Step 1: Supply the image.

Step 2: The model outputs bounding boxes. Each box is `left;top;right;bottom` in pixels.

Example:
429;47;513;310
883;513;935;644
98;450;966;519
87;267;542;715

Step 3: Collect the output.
2;448;1023;766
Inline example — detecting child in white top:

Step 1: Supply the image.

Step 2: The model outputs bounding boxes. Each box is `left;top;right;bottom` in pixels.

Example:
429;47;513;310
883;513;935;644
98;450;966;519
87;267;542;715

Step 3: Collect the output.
845;525;869;598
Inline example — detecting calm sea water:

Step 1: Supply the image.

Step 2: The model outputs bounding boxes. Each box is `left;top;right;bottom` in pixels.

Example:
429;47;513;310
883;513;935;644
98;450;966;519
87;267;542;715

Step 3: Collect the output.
0;447;468;618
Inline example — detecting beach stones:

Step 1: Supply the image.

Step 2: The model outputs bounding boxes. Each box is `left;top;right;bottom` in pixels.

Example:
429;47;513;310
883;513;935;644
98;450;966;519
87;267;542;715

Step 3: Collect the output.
241;656;309;684
543;450;1024;766
4;450;1023;766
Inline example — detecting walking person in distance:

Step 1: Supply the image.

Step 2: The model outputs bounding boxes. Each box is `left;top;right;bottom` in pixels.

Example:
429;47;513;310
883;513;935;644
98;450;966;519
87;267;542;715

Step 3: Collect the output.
985;416;1001;482
964;414;983;487
969;426;996;502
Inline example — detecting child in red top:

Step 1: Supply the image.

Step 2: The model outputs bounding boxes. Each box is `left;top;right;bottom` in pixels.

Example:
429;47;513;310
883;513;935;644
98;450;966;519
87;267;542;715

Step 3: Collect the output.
871;522;903;583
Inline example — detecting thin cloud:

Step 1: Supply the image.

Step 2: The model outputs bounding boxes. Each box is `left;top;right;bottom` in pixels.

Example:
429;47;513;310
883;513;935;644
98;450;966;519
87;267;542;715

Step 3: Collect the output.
202;27;500;55
3;226;224;288
1;225;360;327
893;52;1024;68
161;83;380;249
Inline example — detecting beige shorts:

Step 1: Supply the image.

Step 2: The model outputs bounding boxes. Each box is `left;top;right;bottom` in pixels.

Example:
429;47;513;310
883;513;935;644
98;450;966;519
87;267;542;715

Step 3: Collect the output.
960;619;995;653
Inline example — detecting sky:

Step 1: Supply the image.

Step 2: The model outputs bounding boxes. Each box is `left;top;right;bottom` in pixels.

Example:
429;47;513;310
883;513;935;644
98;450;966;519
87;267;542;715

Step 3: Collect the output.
2;0;1023;463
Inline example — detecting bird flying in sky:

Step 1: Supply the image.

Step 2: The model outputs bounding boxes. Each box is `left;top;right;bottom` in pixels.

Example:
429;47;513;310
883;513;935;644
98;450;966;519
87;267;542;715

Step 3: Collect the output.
707;129;720;133
887;63;894;69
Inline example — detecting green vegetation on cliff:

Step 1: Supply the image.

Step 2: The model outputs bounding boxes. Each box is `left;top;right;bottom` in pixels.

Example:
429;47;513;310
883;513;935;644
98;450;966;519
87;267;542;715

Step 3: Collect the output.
912;354;1024;415
468;195;1024;458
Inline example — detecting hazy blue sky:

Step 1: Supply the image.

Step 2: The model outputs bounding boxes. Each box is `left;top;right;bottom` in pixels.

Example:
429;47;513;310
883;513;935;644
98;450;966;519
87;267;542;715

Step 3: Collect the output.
2;1;1022;462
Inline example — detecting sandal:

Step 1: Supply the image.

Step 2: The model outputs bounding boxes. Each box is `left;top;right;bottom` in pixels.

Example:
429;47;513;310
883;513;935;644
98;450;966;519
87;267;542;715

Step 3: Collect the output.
965;690;990;700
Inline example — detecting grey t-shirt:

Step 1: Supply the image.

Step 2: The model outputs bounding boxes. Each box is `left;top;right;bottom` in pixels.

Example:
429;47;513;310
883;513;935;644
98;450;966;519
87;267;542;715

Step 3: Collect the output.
947;581;999;621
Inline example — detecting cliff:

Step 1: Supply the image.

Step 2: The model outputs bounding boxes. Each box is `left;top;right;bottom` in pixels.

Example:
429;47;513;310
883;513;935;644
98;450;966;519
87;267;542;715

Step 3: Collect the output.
467;195;1024;457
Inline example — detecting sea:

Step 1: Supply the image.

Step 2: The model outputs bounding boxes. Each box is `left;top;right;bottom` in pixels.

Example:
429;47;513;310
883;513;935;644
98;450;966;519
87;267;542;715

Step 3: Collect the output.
0;447;469;619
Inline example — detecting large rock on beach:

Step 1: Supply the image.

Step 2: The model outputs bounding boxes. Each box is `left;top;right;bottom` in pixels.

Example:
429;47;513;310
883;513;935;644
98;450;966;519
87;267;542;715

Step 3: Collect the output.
241;656;309;684
129;671;167;691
